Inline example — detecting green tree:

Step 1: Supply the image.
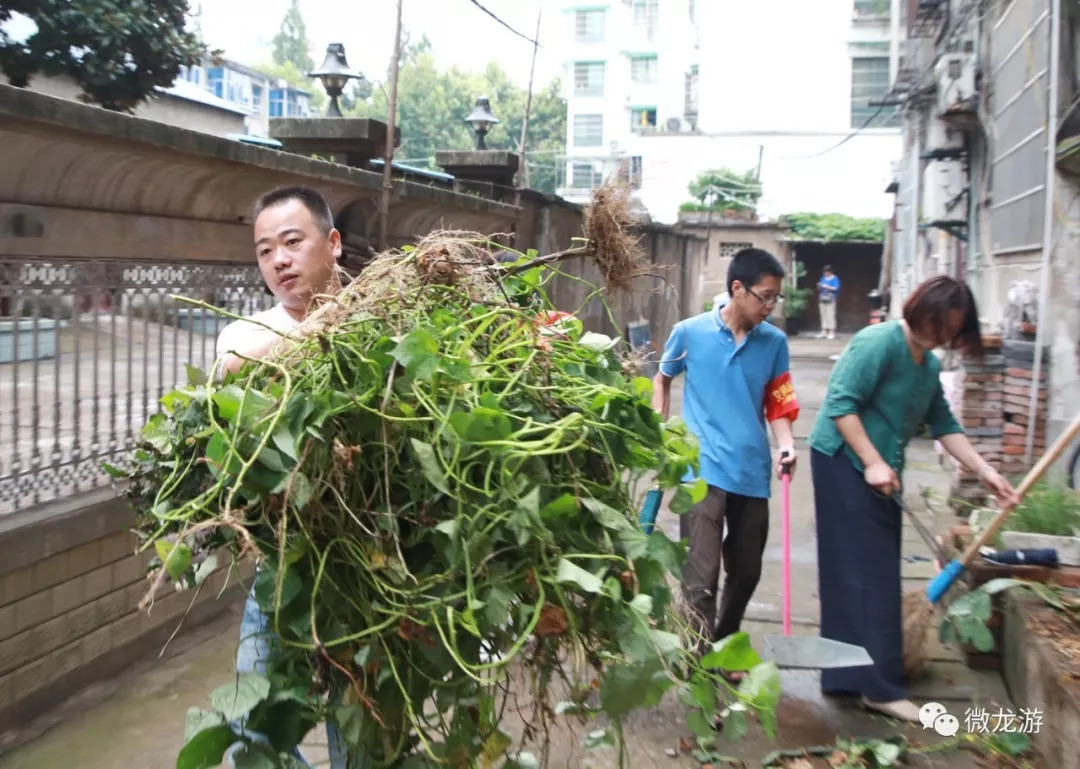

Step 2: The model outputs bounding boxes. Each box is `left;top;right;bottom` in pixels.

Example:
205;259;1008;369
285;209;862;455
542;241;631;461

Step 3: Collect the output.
350;40;566;194
779;212;887;242
0;0;202;112
681;168;762;215
271;0;314;73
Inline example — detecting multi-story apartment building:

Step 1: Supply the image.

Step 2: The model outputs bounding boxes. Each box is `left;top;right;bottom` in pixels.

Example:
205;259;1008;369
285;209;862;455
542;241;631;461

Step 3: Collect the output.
555;0;700;206
177;56;313;138
556;0;904;225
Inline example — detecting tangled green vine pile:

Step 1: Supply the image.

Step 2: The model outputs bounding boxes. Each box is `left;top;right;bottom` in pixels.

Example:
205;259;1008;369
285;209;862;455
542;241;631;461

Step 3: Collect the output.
111;189;782;768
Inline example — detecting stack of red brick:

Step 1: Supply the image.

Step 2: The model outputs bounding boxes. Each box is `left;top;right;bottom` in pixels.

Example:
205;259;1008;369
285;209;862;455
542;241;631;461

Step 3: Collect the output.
951;326;1049;500
1001;323;1049;476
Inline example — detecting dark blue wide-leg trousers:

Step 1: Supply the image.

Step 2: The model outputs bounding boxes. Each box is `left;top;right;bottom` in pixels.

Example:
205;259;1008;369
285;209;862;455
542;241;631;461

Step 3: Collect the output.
811;448;907;702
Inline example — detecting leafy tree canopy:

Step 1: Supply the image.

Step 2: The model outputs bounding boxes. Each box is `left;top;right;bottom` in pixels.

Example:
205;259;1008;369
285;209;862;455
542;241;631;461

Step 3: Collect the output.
271;0;314;74
779;212;887;242
351;35;566;195
680;168;762;214
0;0;202;112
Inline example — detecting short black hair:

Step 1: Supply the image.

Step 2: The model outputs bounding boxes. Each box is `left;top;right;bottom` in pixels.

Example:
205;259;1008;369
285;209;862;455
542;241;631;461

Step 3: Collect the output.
253;186;334;236
824;264;833;272
727;247;786;294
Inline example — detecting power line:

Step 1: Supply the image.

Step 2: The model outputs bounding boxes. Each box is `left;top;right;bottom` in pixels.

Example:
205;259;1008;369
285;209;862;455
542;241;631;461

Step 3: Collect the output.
467;0;544;48
780;104;889;160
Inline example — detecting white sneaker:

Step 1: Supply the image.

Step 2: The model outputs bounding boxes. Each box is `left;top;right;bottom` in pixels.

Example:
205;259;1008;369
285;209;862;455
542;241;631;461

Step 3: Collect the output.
861;697;921;723
827;332;836;340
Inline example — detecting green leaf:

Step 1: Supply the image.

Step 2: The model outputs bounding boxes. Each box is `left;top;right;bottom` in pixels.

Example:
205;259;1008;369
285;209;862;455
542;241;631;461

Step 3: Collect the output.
483;585;513;628
540;493;580;523
155;540;193;580
101;461;128;478
141;413;173;453
645;531;684;573
579;332;616;352
232;744;277;769
632;376;653;400
209;673;271;722
670;479;707;514
391;328;439;380
184;707;225;742
738;662;782;713
335;704;367;749
599;661;669;717
410;439;450;495
649;629;683;660
967;621;995;652
212;385;274;427
449;406;513;442
582;498;635;532
872;742;903;766
629;594;653;616
556;558;604;594
980;577;1028;595
989;732;1031;757
435;520;460;540
686;709;715;741
176;724;234;769
481;729;513;767
701;632;762;672
185;364;208;387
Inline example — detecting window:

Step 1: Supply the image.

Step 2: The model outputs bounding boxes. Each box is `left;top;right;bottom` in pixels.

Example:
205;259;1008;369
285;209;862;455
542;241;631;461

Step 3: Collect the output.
571;163;602;189
630;107;657;132
575;9;605;42
269;89;284;118
850;57;900;127
633;0;658;39
252;84;264;112
630;56;658;84
853;0;890;17
573;114;604;147
718;242;754;260
618;156;643;189
574;62;605;96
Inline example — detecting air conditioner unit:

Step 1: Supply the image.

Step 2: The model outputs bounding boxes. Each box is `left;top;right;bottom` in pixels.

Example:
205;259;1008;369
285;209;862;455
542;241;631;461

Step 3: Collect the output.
665;116;682;132
925;118;965;154
934;52;976;115
921;159;965;222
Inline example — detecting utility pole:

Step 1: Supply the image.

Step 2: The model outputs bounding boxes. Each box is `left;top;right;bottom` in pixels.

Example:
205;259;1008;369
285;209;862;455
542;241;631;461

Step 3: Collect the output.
517;8;543;194
379;0;405;251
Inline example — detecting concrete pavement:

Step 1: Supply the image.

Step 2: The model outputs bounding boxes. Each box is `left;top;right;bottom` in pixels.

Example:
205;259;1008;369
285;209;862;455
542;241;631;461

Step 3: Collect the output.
1;336;1017;769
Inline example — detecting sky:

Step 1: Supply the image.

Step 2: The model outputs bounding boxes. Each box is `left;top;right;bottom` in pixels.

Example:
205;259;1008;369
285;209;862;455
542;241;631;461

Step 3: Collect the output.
197;0;563;89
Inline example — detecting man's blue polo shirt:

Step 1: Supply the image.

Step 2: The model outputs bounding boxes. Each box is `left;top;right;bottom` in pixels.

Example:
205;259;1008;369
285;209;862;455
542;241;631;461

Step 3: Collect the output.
659;303;792;499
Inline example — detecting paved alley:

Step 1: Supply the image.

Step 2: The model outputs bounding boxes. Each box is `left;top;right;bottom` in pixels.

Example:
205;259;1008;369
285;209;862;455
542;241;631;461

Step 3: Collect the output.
1;335;1014;769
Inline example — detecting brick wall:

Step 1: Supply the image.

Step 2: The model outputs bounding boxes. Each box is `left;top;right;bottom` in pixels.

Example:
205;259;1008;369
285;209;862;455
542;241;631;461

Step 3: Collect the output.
952;325;1049;505
0;492;251;743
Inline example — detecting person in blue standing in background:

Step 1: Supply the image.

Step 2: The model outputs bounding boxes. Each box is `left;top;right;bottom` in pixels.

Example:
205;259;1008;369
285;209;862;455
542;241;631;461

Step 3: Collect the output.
817;265;841;340
652;248;801;683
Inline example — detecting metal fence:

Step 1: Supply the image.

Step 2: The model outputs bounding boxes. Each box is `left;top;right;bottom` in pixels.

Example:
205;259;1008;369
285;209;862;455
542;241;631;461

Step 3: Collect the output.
0;257;275;515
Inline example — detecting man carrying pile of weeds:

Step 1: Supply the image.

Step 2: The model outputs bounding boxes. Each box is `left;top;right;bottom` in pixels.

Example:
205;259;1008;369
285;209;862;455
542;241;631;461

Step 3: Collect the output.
214;185;356;768
652;247;800;682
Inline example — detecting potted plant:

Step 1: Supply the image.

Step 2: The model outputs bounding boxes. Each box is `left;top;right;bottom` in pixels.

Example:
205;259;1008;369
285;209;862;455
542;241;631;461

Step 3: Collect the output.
782;260;813;335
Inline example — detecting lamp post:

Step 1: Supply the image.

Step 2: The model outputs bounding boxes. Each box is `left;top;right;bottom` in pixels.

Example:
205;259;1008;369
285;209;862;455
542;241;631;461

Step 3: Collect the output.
465;96;499;150
309;43;364;118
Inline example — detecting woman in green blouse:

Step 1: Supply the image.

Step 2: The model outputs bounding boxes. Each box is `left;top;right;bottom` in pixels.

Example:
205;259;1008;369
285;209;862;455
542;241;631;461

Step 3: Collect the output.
808;276;1017;723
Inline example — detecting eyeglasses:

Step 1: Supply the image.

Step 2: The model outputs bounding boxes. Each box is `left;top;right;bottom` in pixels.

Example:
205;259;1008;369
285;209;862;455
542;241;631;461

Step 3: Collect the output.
746;287;785;307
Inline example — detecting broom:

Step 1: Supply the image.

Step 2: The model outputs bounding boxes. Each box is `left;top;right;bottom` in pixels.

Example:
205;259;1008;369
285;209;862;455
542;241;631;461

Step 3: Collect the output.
903;410;1080;676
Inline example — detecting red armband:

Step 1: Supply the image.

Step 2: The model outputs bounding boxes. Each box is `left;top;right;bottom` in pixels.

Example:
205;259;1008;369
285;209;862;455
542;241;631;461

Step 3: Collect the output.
765;371;800;422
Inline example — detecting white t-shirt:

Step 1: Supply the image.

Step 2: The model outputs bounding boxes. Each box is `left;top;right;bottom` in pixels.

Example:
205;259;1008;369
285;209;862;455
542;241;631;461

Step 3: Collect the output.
214;304;300;376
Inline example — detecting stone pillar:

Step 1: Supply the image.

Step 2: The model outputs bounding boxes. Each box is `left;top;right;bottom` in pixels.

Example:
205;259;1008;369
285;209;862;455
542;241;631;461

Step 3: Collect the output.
434;150;520;204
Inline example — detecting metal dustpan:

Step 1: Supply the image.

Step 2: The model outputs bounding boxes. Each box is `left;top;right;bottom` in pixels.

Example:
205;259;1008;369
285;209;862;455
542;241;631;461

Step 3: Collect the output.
762;455;874;670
